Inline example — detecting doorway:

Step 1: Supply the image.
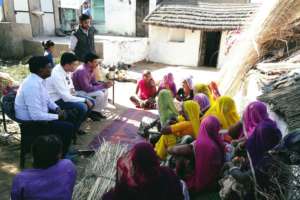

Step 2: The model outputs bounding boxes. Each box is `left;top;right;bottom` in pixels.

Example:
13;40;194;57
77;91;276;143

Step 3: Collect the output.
199;31;221;67
136;0;149;37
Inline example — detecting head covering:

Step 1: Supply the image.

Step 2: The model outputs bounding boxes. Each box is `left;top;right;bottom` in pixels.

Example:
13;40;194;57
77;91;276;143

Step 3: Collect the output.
183;76;193;90
158;90;178;126
143;70;151;76
194;83;214;104
194;93;210;113
103;143;184;200
208;81;221;99
204;96;240;129
183;100;200;137
245;120;282;167
164;73;174;85
159;73;177;96
243;101;272;137
187;116;224;192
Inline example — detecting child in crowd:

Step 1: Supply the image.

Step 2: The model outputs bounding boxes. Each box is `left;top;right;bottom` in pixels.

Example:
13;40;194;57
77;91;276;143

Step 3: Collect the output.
42;40;55;68
130;70;157;109
176;76;194;102
157;73;177;97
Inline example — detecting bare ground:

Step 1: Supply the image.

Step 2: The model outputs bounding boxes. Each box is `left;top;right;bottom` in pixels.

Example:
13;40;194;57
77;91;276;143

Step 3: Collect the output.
0;62;220;199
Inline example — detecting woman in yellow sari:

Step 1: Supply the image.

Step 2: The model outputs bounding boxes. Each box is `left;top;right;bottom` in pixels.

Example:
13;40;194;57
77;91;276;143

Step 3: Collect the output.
194;83;215;105
155;100;200;160
204;96;240;130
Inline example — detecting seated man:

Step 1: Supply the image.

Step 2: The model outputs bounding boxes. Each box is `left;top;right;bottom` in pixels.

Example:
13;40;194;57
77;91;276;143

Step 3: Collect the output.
47;52;94;132
15;56;74;154
11;135;77;200
72;53;113;120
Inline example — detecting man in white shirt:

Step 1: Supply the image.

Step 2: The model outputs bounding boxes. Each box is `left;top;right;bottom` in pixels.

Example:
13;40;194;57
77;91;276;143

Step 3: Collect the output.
47;52;95;134
15;56;74;154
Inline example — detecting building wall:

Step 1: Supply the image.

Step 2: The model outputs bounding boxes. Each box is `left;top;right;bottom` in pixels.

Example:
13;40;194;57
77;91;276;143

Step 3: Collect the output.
0;22;33;59
12;0;56;36
0;5;3;21
103;37;148;65
149;0;157;12
148;26;201;67
217;31;229;68
24;38;103;59
105;0;136;36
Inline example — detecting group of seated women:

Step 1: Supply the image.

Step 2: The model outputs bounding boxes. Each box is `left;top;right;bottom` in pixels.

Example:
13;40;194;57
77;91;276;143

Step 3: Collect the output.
108;72;284;199
11;70;286;200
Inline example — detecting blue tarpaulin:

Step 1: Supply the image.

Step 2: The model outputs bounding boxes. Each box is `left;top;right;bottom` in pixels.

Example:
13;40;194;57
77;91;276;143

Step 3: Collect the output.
0;0;3;6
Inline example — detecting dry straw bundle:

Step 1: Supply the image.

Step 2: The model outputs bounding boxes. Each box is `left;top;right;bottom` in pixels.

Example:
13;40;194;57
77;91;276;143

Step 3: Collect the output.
219;0;300;96
72;141;128;200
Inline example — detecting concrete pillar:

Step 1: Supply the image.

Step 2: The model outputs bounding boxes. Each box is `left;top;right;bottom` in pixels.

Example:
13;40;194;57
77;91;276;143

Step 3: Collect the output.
28;0;43;37
3;0;15;22
52;0;61;29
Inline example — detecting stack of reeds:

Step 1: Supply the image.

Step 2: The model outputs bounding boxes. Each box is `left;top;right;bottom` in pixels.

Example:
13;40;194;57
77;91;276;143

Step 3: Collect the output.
219;0;300;96
72;141;128;200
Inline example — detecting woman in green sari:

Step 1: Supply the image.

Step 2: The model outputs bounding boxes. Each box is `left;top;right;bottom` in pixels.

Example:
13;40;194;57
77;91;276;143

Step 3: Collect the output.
155;89;179;159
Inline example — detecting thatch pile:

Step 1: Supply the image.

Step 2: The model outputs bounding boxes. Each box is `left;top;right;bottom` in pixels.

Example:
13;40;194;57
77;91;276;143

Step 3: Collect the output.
258;75;300;132
72;141;128;200
219;0;300;96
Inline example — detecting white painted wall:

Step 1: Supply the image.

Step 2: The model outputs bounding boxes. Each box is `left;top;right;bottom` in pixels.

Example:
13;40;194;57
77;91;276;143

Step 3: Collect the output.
0;6;3;21
105;0;136;36
41;0;55;35
40;0;54;12
15;12;31;24
217;31;229;69
42;13;56;35
149;0;157;13
14;0;29;11
148;26;201;67
102;37;149;65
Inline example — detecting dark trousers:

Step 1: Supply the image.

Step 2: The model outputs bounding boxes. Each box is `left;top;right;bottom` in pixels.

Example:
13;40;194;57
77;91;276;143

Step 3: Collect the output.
49;120;74;154
55;99;90;131
21;120;74;155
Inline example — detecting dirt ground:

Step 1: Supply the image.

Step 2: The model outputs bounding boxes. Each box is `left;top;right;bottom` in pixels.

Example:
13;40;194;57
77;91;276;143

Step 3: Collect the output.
0;62;220;199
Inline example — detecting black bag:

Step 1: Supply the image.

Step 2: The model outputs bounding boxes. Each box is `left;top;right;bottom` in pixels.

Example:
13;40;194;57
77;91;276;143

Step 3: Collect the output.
1;90;17;121
137;117;160;138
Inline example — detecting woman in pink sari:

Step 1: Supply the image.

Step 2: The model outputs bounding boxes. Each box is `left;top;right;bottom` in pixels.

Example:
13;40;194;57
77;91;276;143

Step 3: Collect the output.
228;100;276;153
157;73;177;97
243;101;273;137
168;116;224;195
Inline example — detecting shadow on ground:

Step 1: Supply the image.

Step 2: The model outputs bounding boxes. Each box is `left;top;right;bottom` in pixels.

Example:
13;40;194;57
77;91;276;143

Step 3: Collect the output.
0;61;221;199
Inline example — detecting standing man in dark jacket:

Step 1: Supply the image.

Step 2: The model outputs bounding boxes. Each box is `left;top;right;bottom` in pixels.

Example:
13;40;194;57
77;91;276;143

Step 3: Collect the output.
70;14;96;61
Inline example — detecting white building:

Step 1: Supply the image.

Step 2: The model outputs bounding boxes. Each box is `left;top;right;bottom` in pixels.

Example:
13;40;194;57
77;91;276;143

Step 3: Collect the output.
2;0;152;37
144;0;258;68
